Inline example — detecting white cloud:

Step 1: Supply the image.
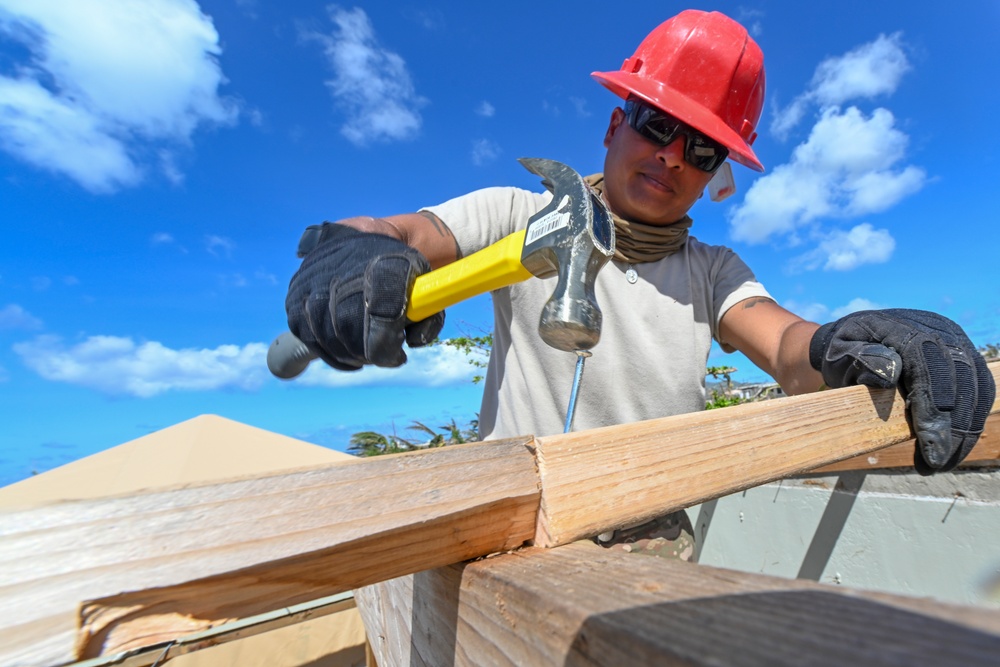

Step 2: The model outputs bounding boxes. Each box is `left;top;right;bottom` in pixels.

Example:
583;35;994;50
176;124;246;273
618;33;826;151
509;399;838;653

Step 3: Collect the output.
14;334;270;397
217;272;248;288
471;138;500;166
0;303;42;329
783;297;884;323
296;342;479;388
205;234;235;257
159;149;185;185
772;33;910;138
255;269;278;285
831;297;883;319
781;300;830;324
313;6;425;146
476;101;495;118
730;106;925;245
737;9;764;37
151;232;174;244
14;333;481;396
791;223;895;272
811;33;910;107
0;0;238;192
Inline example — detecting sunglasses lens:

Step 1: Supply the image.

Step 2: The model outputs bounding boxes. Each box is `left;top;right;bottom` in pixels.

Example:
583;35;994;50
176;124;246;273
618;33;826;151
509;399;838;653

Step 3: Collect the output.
626;100;729;173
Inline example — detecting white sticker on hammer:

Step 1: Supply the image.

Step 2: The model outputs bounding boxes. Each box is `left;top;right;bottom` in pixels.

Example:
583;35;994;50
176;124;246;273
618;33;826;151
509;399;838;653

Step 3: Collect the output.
525;195;571;245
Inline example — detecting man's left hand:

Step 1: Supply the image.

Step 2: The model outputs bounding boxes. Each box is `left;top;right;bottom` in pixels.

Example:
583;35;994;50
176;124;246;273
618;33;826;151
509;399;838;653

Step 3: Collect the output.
809;309;995;475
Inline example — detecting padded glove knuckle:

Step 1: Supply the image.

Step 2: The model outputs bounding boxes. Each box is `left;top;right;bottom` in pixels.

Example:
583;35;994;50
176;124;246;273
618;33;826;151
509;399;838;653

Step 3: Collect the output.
284;223;438;370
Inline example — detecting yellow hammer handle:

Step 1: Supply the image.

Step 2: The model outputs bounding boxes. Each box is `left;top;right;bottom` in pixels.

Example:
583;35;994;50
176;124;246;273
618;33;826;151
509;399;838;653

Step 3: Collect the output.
407;229;532;322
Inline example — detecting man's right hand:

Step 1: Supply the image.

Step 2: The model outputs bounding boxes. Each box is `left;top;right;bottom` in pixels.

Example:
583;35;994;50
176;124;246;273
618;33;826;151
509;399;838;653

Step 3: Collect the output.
285;223;445;371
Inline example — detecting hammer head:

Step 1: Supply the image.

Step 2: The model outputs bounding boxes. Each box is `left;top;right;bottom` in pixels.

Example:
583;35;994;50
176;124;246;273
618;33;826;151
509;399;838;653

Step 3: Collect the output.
518;157;616;352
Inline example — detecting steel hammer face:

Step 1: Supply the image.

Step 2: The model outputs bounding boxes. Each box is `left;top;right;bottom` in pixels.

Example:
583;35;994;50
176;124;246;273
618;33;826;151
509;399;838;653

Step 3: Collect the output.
518;158;616;352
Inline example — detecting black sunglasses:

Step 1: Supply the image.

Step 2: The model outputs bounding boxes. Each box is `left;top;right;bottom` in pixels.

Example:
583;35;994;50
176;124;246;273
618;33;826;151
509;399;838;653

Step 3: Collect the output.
624;97;729;173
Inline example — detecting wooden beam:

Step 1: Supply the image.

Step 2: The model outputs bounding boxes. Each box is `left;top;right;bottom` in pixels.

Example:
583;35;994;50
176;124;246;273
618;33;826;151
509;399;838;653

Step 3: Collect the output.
4;363;998;664
532;361;1000;546
810;411;1000;473
0;438;539;667
357;542;1000;667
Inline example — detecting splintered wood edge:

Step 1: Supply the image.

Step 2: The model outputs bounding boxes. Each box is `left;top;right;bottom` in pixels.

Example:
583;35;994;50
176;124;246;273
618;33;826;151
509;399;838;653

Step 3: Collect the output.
0;437;541;667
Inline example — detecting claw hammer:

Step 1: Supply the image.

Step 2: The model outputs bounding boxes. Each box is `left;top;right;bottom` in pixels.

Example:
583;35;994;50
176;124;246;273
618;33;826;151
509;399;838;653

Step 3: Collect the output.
267;157;616;430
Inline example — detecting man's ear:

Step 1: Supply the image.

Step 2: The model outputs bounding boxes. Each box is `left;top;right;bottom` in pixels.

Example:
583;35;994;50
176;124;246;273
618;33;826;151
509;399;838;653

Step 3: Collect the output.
603;107;625;148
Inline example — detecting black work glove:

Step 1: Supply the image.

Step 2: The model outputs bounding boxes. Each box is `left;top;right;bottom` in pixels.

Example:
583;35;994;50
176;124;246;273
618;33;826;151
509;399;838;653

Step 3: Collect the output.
810;309;994;475
285;223;444;371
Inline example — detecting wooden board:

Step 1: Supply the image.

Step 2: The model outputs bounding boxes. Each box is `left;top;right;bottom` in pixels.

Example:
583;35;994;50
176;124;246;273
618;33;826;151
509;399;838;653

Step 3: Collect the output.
810;411;1000;473
359;542;1000;667
0;438;539;667
5;363;999;665
532;361;1000;546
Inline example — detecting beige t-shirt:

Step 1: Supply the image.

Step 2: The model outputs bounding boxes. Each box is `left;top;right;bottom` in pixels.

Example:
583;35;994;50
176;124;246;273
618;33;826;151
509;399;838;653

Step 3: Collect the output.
424;186;772;440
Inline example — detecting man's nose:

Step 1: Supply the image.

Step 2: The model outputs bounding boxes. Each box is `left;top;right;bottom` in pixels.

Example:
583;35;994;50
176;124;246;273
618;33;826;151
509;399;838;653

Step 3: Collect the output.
655;135;687;169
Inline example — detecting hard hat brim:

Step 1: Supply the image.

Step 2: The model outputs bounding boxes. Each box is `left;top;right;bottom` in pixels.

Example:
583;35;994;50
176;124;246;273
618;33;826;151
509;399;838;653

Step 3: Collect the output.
592;70;765;173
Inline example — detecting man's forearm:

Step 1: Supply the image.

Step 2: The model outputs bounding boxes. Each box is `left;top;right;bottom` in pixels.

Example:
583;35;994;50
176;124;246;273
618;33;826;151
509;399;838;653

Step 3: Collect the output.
334;213;460;269
774;319;824;395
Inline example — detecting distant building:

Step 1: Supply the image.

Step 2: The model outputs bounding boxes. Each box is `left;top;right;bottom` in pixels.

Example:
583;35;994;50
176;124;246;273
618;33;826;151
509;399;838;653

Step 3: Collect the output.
729;382;786;401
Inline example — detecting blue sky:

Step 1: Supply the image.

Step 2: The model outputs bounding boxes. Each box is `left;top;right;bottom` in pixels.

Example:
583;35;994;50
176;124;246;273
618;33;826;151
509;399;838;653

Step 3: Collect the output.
2;0;999;486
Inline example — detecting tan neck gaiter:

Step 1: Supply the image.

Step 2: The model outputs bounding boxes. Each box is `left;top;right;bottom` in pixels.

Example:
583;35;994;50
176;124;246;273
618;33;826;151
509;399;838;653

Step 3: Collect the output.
585;173;692;264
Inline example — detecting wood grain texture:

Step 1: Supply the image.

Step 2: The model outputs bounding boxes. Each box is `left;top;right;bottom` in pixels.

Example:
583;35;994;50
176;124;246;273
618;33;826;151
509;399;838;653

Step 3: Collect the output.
361;542;1000;667
810;412;1000;473
0;438;539;667
533;362;1000;546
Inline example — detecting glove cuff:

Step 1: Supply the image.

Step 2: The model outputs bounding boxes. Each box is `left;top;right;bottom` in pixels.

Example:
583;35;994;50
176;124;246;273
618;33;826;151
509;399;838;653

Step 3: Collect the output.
809;321;838;372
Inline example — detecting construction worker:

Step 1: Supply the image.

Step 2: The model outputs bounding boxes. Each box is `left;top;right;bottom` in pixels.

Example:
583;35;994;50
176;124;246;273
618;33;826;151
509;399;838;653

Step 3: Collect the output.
284;10;994;558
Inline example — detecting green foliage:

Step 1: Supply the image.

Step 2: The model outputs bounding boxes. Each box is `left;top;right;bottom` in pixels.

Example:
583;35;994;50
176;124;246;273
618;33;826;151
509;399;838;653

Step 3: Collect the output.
705;365;745;411
705;393;746;410
346;429;418;457
439;331;493;384
349;418;480;457
980;343;1000;360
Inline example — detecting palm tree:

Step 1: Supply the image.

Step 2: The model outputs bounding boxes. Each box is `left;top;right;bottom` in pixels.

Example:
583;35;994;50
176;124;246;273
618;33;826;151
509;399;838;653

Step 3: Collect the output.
348;429;418;457
407;421;445;448
438;417;479;444
347;431;393;457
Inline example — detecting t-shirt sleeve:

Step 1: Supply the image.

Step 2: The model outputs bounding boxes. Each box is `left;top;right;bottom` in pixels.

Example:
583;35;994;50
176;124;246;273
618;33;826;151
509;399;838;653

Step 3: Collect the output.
421;187;552;258
710;247;774;352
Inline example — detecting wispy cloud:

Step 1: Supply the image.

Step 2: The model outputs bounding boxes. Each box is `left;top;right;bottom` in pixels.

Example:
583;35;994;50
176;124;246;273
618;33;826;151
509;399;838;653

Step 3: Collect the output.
312;6;425;146
0;303;42;330
831;297;883;319
471;138;500;166
771;33;910;139
737;8;764;37
476;101;495;118
569;96;591;118
205;234;235;257
784;297;885;323
14;335;271;397
14;334;478;395
728;33;923;271
296;343;478;388
0;0;238;192
790;223;896;272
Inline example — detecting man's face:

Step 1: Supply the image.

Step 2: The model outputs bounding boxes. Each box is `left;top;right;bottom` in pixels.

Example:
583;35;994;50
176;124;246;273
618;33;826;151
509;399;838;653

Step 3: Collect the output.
602;107;715;225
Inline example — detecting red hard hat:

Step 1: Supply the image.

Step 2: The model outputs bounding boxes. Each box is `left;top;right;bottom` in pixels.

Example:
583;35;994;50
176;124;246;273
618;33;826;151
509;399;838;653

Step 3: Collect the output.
592;10;766;172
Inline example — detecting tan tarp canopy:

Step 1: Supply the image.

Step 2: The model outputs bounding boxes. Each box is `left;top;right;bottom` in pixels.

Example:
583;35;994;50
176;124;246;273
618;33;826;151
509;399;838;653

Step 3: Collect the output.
0;414;368;667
